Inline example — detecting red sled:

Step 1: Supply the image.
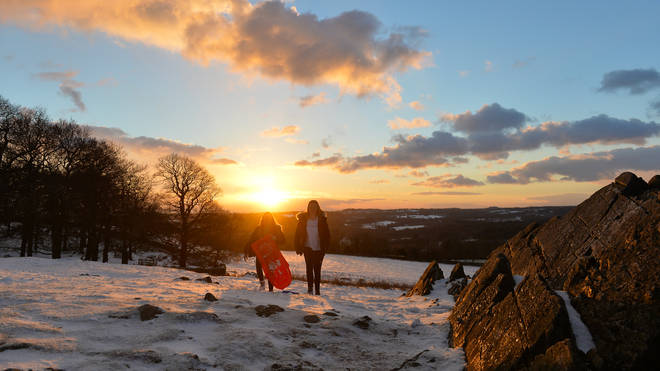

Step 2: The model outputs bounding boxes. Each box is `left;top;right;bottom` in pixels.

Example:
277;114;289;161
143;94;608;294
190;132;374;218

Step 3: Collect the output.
251;234;292;290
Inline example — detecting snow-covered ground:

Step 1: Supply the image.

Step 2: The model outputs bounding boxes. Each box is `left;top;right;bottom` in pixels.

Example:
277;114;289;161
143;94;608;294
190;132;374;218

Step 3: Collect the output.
227;251;479;287
0;256;467;370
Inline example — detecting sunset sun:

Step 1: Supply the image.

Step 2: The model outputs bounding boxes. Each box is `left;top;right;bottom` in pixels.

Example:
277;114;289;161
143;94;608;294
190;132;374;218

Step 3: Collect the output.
251;187;287;209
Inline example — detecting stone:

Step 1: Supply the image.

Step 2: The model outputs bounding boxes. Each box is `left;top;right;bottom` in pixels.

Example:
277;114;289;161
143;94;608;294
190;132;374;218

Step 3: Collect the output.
255;304;284;317
456;172;660;370
203;292;217;302
648;175;660;189
195;276;213;283
175;311;220;322
447;278;467;298
353;316;372;330
138;304;164;321
615;171;648;196
405;260;444;297
176;276;190;281
303;314;320;323
448;263;466;282
323;311;338;317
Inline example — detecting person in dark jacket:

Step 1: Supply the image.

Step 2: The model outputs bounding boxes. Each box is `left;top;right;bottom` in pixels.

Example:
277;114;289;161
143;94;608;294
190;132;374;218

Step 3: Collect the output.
294;200;330;295
244;212;285;291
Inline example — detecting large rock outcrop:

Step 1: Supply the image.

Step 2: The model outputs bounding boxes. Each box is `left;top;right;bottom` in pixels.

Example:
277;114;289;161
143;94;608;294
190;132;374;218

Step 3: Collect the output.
406;260;444;296
450;172;660;370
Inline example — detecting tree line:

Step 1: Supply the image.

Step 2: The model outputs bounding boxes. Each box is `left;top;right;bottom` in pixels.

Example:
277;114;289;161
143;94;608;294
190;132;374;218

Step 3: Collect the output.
0;95;232;268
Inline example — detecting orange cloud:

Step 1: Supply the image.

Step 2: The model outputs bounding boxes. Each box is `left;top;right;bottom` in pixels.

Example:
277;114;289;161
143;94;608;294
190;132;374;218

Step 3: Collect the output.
387;117;431;129
409;101;424;111
261;125;300;138
299;92;329;108
0;0;429;104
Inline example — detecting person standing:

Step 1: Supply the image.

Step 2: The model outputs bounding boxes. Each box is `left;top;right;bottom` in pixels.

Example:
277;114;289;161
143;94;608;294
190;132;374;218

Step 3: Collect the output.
245;212;285;292
295;200;330;295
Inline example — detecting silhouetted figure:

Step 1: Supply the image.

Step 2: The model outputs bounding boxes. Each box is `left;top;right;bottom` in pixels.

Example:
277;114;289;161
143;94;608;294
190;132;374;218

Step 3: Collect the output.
295;200;330;295
245;212;285;292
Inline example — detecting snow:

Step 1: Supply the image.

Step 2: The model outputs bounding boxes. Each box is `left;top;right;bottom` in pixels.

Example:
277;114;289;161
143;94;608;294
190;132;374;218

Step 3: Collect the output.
513;275;525;289
227;251;479;286
0;256;467;370
397;215;444;219
393;225;425;231
361;220;396;229
555;291;596;353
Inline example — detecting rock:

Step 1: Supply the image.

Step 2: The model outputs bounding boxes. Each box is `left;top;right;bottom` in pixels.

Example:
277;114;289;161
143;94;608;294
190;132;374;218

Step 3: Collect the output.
405;260;444;297
457;172;660;370
138;304;164;321
187;264;227;276
615;171;648;196
529;339;585;370
175;311;220;322
449;263;466;282
323;311;338;317
203;292;217;302
255;304;284;317
195;276;213;283
648;175;660;189
352;315;371;330
451;269;578;371
303;314;320;323
176;276;190;281
447;278;467;298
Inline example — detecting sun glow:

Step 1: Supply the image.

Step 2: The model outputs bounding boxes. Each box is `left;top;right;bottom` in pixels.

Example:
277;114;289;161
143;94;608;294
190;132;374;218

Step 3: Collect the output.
251;188;287;208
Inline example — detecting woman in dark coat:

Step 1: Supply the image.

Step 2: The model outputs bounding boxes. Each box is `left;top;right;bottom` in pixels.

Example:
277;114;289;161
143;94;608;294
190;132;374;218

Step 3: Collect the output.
244;212;285;292
294;200;330;295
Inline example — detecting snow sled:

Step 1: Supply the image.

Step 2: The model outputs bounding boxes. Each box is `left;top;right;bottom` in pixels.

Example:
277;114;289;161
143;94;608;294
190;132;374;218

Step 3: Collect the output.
250;234;292;290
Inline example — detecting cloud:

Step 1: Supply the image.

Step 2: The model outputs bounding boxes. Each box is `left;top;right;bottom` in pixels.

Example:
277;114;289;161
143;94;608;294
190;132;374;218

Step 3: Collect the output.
409;101;424;111
294;154;343;167
299;92;329;108
285;137;309;144
525;193;589;205
412;174;484;188
1;1;429;105
458;70;470;77
261;125;300;137
86;125;236;165
387;117;431;129
33;70;86;111
484;60;493;72
442;103;529;134
598;68;660;95
487;145;660;184
369;179;389;184
321;136;332;149
296;103;660;172
486;171;519;184
411;191;482;196
650;99;660;117
512;57;535;69
408;170;429;178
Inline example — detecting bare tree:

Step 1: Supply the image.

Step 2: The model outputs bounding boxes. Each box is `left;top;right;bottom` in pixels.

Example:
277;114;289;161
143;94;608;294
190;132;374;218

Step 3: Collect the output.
156;153;220;267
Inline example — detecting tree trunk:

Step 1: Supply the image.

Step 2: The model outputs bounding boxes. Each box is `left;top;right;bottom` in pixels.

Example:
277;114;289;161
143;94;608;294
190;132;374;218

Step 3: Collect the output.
102;227;110;263
179;231;187;268
51;224;62;259
121;239;128;264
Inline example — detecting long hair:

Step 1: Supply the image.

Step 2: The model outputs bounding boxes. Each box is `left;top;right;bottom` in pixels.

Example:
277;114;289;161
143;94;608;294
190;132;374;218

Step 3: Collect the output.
259;212;280;232
306;200;324;217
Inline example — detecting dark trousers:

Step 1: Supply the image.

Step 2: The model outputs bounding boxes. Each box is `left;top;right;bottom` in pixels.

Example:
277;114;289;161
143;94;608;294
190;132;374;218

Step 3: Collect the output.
303;248;324;294
255;259;274;291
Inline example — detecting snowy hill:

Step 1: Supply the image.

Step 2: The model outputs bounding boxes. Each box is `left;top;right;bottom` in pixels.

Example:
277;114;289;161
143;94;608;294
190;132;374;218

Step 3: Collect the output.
0;257;466;370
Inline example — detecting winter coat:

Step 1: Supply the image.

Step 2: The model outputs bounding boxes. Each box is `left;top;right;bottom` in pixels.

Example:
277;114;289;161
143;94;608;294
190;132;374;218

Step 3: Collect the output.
244;224;285;257
294;212;330;254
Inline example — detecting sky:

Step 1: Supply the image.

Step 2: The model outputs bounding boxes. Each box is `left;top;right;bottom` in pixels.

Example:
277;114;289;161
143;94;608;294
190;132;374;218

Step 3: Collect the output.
1;0;660;212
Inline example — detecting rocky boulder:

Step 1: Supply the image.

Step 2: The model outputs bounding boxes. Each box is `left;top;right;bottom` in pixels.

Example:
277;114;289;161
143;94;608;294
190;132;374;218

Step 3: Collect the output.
406;260;444;297
448;263;466;282
452;172;660;370
138;304;164;321
450;256;582;370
